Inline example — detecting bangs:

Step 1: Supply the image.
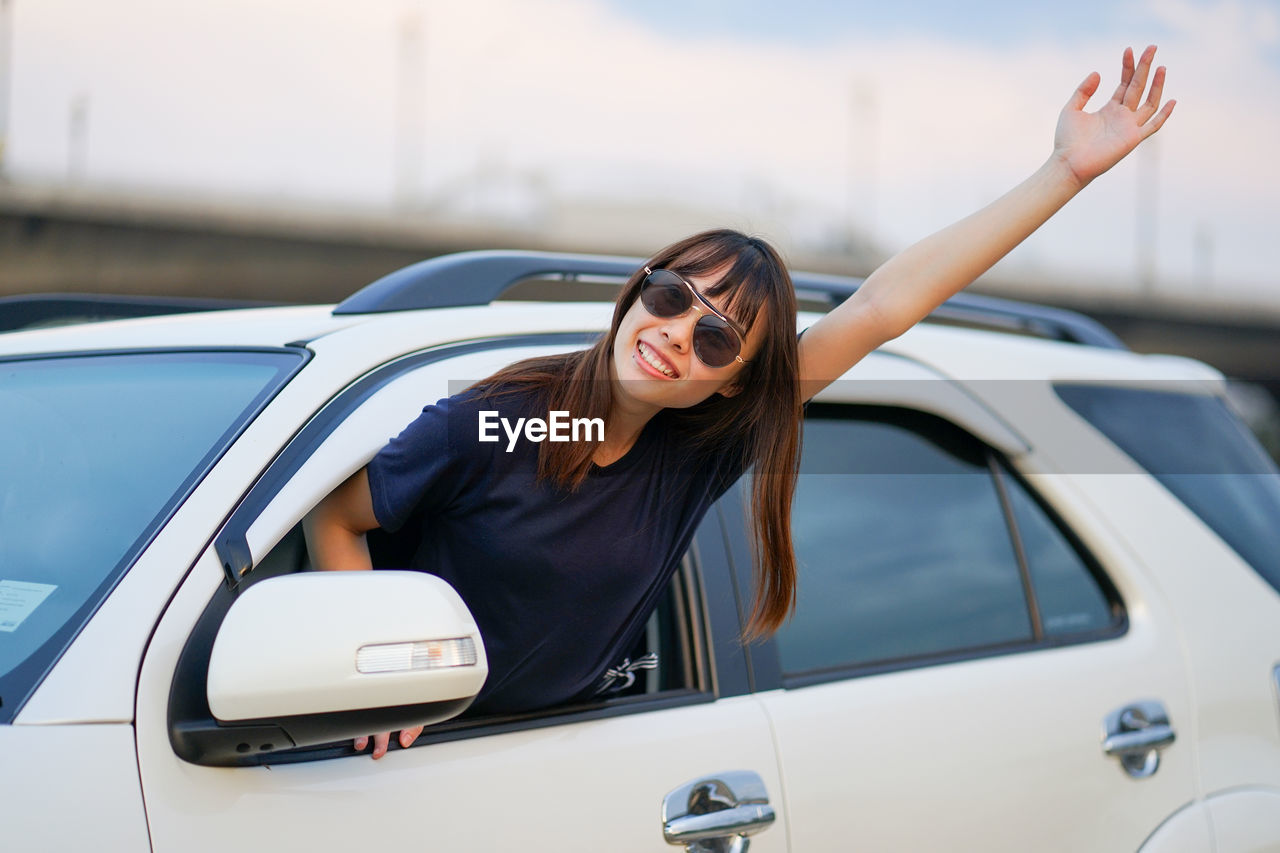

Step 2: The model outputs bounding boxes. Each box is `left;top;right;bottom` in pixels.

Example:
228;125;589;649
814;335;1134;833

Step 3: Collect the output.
666;238;778;334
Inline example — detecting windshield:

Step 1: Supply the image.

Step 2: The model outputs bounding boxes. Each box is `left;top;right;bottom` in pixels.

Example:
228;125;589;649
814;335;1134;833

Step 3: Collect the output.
1055;383;1280;597
0;349;302;721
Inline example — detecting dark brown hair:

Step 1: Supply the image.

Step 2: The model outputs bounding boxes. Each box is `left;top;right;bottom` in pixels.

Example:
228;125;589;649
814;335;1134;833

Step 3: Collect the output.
476;229;801;638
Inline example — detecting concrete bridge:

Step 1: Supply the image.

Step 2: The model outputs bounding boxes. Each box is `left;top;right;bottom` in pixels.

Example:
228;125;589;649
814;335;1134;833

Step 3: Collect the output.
3;181;1277;406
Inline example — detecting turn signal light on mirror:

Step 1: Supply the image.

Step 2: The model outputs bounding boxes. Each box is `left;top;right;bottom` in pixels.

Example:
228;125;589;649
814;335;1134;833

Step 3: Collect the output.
355;637;479;674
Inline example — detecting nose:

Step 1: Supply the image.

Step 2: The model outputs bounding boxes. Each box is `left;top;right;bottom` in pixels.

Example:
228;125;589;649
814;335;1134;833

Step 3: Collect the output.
661;310;701;353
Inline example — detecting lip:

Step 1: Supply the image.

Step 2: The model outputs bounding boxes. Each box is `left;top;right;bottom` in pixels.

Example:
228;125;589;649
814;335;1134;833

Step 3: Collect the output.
634;340;680;379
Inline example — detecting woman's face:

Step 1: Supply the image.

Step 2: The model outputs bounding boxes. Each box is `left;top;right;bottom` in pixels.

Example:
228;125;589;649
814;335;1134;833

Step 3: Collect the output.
610;265;767;414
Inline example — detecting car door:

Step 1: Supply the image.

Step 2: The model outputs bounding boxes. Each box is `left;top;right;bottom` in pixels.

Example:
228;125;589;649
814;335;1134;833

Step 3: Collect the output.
737;362;1199;850
134;337;787;852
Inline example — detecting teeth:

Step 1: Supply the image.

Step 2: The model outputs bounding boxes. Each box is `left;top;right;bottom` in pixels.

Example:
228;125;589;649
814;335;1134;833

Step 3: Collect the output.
638;342;676;377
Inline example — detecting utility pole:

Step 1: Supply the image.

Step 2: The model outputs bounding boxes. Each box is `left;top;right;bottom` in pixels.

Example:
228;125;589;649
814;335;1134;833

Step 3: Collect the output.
68;92;89;182
847;78;879;254
0;0;13;180
1193;221;1214;291
394;8;426;210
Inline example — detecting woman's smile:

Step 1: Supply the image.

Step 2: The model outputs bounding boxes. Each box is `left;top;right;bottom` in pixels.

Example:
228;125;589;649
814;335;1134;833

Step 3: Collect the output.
635;340;680;379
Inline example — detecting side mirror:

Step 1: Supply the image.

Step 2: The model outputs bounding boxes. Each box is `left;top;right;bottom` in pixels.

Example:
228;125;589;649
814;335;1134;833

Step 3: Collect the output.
171;571;486;765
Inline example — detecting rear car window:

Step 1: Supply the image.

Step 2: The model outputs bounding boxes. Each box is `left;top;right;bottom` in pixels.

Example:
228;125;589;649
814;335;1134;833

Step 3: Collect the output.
0;349;302;722
1055;384;1280;596
776;406;1116;681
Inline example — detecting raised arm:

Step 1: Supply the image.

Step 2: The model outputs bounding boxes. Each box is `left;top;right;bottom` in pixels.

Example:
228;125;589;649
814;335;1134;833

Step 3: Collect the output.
798;45;1175;400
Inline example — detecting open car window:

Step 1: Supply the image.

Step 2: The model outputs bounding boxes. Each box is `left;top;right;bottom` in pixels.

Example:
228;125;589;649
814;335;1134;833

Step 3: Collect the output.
171;338;717;765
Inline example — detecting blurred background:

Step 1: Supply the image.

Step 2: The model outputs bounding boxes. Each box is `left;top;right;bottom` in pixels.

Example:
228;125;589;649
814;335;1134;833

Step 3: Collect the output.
1;0;1277;448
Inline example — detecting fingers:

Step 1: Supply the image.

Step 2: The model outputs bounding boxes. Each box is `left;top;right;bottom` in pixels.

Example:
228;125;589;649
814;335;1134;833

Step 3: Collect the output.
1067;71;1100;111
1109;46;1135;102
1141;99;1176;139
1137;65;1167;123
356;729;425;759
1124;45;1158;109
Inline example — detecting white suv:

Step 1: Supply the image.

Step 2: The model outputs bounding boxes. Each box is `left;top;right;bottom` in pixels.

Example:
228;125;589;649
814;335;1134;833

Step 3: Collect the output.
2;250;1278;852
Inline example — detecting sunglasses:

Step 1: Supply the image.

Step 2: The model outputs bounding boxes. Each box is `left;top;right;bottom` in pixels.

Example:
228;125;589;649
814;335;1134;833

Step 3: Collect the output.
640;267;750;369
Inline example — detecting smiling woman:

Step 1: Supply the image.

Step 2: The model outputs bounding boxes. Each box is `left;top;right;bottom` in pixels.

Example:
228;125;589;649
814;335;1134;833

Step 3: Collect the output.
305;45;1175;759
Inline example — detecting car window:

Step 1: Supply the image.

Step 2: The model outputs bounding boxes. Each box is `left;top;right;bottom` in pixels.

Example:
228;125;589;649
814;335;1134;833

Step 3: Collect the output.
173;339;713;765
1001;469;1114;636
1055;384;1280;596
776;405;1115;680
0;349;302;722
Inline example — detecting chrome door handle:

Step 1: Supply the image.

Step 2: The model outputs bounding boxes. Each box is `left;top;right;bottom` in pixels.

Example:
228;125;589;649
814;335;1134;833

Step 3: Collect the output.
665;804;777;843
662;771;776;853
1103;700;1176;779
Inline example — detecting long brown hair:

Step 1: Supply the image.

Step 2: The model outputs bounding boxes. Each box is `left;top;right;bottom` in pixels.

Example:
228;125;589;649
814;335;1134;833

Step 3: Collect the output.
476;229;801;639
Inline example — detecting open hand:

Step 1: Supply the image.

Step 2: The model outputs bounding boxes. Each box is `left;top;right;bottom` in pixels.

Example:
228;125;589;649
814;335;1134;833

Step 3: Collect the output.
1053;45;1175;188
355;727;425;760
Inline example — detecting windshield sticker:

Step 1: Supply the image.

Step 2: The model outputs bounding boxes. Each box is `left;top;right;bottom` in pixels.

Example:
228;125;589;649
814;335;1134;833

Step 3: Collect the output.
0;580;57;632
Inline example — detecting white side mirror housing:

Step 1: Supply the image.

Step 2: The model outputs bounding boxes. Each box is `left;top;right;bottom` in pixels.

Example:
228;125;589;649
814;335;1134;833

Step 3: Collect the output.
175;571;486;765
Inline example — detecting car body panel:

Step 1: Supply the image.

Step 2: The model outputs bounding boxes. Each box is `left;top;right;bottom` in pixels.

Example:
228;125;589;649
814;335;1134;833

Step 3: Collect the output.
0;724;151;851
1050;473;1280;796
808;349;1031;455
1137;800;1214;852
759;569;1196;851
0;305;354;356
135;548;787;852
877;320;1225;385
1206;789;1280;852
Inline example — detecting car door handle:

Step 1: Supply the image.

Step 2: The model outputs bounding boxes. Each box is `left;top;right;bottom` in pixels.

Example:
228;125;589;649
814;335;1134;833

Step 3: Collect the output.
1102;700;1176;779
1103;724;1176;755
662;771;776;852
665;804;777;843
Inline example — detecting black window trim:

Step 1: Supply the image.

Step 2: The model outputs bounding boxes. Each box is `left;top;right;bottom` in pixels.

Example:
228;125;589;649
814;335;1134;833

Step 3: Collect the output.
744;403;1128;693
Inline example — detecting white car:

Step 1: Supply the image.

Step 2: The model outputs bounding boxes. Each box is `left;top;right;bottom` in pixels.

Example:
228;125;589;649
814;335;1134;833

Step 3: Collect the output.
2;251;1279;852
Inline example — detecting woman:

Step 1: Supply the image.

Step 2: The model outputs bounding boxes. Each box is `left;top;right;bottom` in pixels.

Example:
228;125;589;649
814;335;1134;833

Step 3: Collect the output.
305;46;1174;758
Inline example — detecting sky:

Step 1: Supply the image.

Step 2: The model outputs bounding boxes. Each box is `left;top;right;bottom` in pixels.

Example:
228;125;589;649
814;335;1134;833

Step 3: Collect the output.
4;0;1279;303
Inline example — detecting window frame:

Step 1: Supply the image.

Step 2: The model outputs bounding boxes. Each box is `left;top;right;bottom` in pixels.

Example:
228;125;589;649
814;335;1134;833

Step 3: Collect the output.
167;335;751;766
739;403;1127;693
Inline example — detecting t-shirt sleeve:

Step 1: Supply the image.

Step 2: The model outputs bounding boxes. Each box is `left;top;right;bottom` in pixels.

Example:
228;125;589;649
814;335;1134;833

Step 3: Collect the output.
366;393;490;532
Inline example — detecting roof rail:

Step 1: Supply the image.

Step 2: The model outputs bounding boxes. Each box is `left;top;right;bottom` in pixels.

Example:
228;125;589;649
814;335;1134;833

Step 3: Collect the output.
333;249;1126;350
333;250;642;314
792;275;1127;349
0;293;282;334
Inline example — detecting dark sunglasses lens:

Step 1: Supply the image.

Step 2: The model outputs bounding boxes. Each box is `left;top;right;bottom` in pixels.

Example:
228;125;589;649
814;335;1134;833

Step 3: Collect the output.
693;316;740;367
641;271;692;317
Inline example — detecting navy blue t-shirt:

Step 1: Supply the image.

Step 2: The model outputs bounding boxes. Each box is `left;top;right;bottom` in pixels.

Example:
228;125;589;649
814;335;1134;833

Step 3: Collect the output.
366;387;748;715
